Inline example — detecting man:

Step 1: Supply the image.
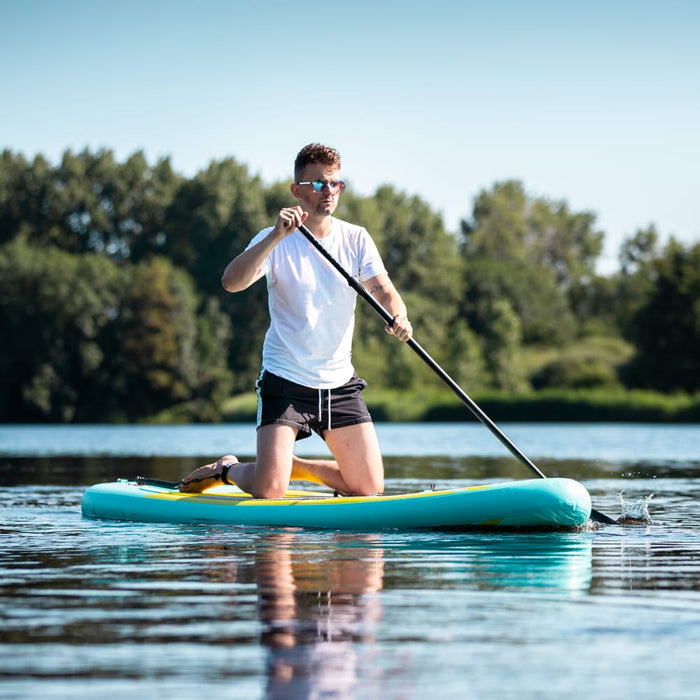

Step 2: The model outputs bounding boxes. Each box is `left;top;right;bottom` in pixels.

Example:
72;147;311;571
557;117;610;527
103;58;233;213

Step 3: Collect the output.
180;143;412;498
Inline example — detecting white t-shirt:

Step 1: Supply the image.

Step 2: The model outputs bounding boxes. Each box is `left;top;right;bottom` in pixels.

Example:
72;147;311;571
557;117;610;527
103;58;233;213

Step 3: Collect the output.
247;218;387;389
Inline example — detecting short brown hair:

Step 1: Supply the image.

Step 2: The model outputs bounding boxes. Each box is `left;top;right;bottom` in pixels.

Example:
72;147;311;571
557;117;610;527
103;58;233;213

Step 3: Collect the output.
294;143;341;180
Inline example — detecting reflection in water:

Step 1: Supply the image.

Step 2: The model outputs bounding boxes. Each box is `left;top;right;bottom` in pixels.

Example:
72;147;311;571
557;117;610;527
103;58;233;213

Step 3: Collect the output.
447;533;593;591
378;531;594;596
254;532;384;698
234;531;591;697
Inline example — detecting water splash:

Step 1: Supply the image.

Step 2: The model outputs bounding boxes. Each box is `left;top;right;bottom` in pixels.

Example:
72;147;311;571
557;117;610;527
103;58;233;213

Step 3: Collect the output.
617;491;654;523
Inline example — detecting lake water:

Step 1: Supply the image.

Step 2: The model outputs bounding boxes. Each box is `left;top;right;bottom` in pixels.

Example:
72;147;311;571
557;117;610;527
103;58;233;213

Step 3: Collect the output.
1;423;699;699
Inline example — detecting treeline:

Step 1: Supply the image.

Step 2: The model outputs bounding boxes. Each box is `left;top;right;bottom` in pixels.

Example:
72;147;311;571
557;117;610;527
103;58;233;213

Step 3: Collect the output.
0;148;698;422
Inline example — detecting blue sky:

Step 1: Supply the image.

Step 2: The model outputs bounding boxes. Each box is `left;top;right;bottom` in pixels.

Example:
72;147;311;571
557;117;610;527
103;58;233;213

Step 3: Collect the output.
2;0;698;272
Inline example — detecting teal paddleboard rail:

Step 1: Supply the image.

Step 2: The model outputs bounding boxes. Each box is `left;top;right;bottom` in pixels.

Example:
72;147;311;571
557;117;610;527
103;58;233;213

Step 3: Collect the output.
81;478;592;530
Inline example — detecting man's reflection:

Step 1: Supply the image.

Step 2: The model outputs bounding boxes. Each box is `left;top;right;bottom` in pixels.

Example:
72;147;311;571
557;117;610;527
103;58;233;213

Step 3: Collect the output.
254;531;384;698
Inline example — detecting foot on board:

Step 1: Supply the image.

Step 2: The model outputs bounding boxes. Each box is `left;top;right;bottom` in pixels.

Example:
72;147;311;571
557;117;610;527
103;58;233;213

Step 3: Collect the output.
179;455;240;493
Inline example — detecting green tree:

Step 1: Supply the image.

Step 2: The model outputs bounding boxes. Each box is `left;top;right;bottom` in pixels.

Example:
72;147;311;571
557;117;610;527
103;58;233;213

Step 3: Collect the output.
57;148;181;260
0;148;181;260
114;257;195;414
264;179;296;219
460;180;604;346
192;296;235;417
481;298;529;392
339;186;462;389
628;239;700;392
112;257;235;418
111;152;182;261
442;319;488;392
563;226;661;342
461;257;576;345
619;225;660;274
0;241;233;422
0;241;126;421
609;225;660;337
527;197;603;289
0;151;59;247
162;158;268;293
162;158;270;391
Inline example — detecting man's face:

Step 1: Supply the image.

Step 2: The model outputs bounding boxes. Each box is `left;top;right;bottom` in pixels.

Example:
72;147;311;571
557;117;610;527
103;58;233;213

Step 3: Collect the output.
291;162;342;217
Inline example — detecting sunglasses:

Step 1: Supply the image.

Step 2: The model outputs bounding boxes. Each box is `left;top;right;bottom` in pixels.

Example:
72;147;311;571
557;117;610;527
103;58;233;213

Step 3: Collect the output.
296;179;347;194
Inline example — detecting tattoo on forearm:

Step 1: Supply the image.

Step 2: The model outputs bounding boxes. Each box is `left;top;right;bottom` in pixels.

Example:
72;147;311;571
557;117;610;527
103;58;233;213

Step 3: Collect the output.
369;284;386;295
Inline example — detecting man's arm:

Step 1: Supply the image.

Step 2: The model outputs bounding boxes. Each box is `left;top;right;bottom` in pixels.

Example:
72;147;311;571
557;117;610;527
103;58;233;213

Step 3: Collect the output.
221;206;307;292
365;273;413;342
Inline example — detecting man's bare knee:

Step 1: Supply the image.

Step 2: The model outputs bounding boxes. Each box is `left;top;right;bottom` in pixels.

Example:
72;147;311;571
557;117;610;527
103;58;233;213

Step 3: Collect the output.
346;475;384;496
251;479;289;499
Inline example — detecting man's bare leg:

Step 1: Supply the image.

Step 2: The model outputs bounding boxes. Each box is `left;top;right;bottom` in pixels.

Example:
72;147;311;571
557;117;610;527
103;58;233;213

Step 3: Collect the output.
180;422;384;497
323;421;384;495
291;422;384;495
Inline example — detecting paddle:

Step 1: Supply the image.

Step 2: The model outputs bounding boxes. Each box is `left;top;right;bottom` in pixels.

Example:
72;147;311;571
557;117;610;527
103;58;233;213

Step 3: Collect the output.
297;222;616;525
136;476;181;489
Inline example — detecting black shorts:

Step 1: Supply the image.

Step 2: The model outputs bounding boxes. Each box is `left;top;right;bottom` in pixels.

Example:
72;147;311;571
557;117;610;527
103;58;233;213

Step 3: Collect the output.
256;370;372;441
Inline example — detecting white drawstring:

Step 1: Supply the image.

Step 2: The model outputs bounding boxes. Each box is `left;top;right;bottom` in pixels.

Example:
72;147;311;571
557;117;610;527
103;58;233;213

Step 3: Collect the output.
318;388;332;431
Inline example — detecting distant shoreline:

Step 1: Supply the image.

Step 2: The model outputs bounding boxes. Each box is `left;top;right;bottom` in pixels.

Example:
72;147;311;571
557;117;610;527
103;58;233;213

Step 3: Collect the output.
3;388;697;425
217;388;700;425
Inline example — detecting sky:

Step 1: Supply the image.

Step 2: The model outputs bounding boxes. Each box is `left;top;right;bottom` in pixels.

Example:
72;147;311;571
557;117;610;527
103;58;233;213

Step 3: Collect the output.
2;0;698;273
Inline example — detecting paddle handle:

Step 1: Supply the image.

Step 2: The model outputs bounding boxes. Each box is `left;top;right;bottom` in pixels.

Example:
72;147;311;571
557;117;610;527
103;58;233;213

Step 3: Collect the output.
296;223;547;480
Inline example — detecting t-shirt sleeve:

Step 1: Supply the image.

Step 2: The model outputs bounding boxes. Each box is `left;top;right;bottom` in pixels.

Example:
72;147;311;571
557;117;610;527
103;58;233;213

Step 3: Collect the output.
357;228;387;282
244;227;275;276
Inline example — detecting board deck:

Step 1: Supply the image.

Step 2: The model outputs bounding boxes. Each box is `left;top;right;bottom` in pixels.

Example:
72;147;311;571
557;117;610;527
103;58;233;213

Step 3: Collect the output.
81;477;592;530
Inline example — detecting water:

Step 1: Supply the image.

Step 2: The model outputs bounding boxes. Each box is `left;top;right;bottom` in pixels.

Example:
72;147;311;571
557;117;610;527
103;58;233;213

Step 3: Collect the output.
1;423;699;699
3;422;699;461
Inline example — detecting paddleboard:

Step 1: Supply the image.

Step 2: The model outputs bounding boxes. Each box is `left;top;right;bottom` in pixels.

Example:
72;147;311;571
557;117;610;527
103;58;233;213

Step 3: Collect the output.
81;477;592;530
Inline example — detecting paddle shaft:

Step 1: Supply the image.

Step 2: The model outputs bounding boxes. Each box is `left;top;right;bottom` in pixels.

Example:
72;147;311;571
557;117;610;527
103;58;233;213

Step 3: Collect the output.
297;224;545;478
297;223;616;524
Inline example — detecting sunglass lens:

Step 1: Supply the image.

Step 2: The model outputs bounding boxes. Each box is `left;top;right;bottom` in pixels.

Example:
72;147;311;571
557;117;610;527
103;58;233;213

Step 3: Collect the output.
308;180;346;193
